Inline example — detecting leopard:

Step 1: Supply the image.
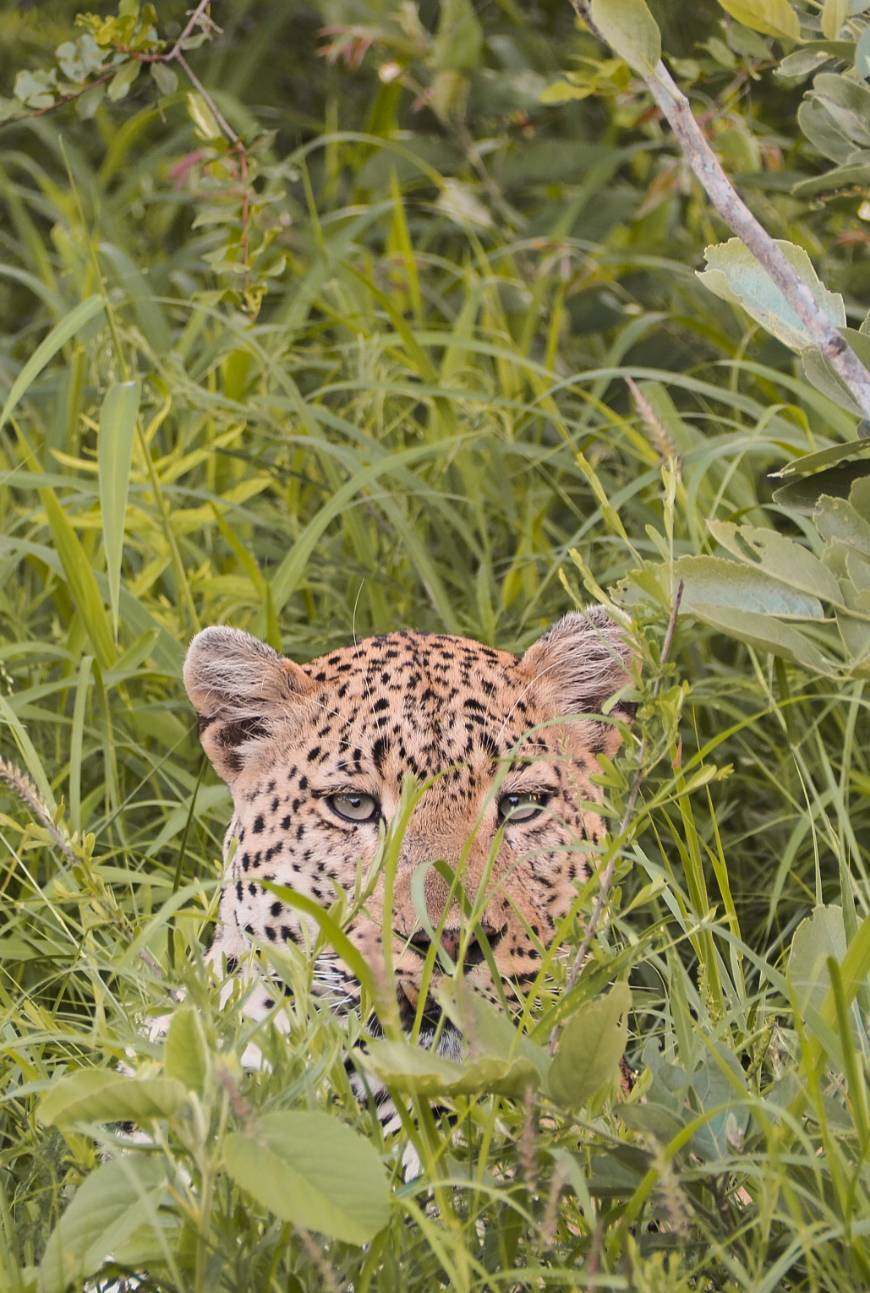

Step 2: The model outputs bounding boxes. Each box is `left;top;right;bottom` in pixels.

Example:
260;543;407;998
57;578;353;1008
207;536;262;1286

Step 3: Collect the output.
183;606;636;1103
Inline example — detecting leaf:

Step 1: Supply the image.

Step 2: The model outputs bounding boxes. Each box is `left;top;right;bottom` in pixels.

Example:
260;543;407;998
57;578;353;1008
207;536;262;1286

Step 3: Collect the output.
679;601;833;672
811;73;870;148
38;1158;165;1293
771;438;870;510
0;296;104;434
358;1037;541;1098
98;380;140;638
41;488;117;671
76;84;106;120
431;0;483;73
435;179;492;230
13;70;55;110
547;983;630;1108
39;1069;188;1127
107;59;140;102
697;238;845;352
821;0;848;38
223;1111;389;1245
716;0;800;39
857;24;870;81
707;521;841;603
787;905;847;1016
187;90;222;140
436;981;550;1082
588;0;661;75
674;555;825;619
797;97;854;163
814;493;870;557
796;159;868;199
164;1005;210;1094
150;62;178;96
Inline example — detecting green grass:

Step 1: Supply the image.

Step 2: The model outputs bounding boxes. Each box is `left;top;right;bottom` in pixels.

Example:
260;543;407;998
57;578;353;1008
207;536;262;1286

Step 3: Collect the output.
0;3;868;1289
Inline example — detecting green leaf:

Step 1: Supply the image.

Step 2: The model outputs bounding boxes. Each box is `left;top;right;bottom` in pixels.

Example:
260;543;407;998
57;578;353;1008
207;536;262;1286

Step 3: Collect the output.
13;70;55;111
821;0;848;38
814;494;870;557
223;1111;389;1245
0;296;104;435
76;83;106;119
857;24;870;81
39;1069;187;1127
797;97;854;163
679;601;833;672
431;0;483;72
38;1158;165;1293
811;73;870;148
40;488;116;671
358;1037;541;1098
716;0;800;39
164;1005;210;1094
436;981;550;1082
787;905;847;1016
707;521;841;603
793;160;870;200
187;90;222;140
771;439;870;510
107;59;140;102
150;62;178;96
589;0;661;75
547;982;630;1108
98;380;140;638
697;238;845;352
674;555;825;619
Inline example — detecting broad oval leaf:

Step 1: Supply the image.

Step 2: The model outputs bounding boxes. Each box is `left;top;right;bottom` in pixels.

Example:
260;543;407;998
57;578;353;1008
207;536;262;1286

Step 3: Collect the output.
675;555;825;619
697;238;845;352
547;982;630;1108
39;1069;187;1128
716;0;800;39
164;1005;210;1094
680;601;833;673
589;0;661;75
358;1037;540;1098
707;521;841;603
223;1110;390;1245
38;1157;166;1293
787;905;847;1017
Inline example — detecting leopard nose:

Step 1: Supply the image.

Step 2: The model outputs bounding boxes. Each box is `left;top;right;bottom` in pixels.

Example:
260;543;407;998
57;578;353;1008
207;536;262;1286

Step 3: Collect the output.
406;926;504;970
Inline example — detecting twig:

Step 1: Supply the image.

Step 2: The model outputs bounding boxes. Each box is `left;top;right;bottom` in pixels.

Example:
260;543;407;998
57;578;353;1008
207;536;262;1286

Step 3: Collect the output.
550;580;684;1053
573;1;870;422
0;71;116;127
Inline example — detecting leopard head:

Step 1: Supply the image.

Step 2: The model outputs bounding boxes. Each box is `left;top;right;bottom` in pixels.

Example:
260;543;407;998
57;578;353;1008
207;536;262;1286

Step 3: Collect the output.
184;611;635;1050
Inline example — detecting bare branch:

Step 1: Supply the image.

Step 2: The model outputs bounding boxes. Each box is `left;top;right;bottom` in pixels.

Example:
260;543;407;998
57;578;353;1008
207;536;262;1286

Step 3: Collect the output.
573;0;870;422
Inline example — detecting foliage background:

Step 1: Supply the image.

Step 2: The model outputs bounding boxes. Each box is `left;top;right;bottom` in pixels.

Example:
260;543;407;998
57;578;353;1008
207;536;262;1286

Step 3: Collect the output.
0;1;868;1290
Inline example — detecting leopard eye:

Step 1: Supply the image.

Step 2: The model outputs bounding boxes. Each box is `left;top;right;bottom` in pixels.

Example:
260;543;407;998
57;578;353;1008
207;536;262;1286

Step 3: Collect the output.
497;792;548;824
327;792;380;823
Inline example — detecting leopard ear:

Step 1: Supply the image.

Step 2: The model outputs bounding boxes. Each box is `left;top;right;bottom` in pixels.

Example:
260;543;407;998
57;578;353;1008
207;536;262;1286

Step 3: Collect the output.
520;607;637;756
184;627;311;782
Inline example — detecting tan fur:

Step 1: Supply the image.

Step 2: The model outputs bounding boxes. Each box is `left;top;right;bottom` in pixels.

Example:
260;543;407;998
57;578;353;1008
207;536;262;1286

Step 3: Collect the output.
184;611;634;1022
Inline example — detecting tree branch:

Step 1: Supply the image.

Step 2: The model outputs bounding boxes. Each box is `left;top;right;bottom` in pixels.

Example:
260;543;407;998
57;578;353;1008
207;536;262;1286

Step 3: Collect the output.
573;0;870;422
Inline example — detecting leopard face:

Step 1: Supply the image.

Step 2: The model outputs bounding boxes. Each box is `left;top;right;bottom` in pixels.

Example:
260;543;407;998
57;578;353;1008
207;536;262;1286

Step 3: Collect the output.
184;610;634;1051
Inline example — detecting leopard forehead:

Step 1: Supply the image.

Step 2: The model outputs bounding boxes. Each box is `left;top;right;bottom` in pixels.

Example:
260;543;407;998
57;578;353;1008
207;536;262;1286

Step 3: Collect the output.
292;629;540;778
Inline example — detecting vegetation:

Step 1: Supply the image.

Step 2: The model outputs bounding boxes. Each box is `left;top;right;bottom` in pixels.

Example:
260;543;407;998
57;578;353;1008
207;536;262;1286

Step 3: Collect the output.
0;0;868;1289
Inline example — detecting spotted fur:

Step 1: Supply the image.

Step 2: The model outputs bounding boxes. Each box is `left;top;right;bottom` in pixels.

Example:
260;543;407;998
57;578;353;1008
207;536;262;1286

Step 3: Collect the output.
184;609;634;1085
